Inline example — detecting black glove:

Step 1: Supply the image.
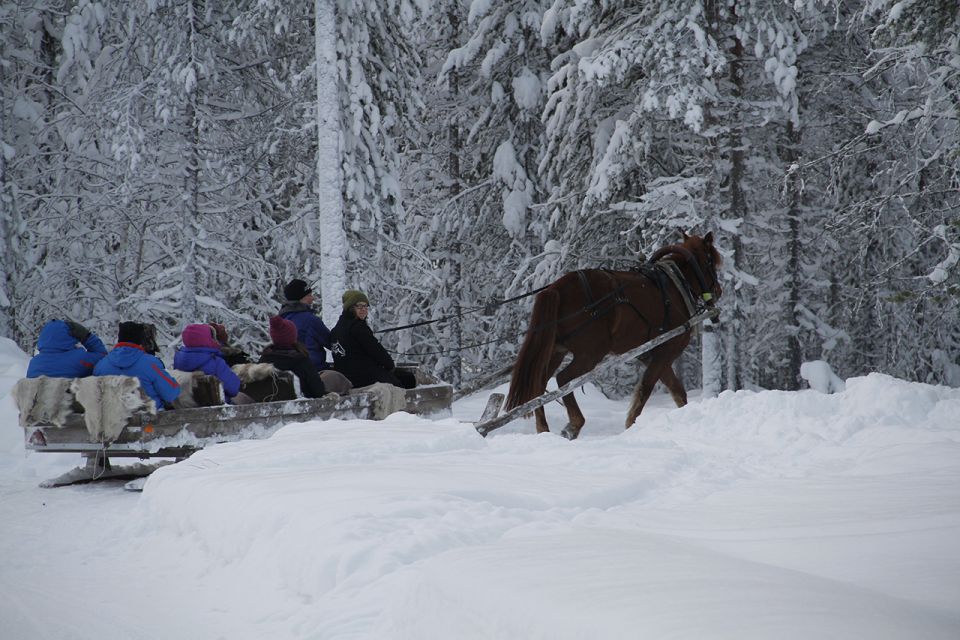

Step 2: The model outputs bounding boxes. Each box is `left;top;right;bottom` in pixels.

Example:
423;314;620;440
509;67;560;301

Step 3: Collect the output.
64;320;91;344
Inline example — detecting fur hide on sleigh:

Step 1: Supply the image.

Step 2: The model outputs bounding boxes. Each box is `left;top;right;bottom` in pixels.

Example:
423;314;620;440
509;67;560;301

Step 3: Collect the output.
231;363;297;402
12;377;77;428
71;376;156;441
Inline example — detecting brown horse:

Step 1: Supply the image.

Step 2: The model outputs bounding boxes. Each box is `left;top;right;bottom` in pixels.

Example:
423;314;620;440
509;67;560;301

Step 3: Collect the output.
504;232;722;439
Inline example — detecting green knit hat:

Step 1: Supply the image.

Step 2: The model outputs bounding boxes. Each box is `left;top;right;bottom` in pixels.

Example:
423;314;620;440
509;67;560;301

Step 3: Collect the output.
342;289;370;311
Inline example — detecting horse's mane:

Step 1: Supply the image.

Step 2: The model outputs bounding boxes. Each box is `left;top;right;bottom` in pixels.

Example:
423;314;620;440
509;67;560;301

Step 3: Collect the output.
649;236;721;268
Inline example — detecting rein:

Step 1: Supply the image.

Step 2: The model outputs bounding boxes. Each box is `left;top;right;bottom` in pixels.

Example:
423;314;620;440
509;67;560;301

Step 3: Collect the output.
384;245;718;358
388;284;626;357
375;285;549;334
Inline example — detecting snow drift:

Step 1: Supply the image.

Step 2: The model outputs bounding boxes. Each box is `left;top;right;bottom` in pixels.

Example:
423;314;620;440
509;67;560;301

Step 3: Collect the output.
1;336;958;639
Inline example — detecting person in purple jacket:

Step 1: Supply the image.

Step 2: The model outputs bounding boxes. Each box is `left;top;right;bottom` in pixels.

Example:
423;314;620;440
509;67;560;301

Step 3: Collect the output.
26;319;107;378
173;324;251;405
279;278;332;371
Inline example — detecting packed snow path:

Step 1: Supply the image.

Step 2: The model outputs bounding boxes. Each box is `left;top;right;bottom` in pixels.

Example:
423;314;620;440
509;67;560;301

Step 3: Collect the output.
1;339;958;639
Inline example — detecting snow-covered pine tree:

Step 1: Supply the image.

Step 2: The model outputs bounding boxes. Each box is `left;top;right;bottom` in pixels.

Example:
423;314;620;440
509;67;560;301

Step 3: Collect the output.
830;1;960;382
0;0;117;343
427;0;558;379
537;0;726;394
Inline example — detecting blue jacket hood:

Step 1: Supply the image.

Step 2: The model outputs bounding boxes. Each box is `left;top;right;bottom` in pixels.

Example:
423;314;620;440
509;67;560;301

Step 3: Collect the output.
26;320;107;379
102;344;147;370
37;320;79;352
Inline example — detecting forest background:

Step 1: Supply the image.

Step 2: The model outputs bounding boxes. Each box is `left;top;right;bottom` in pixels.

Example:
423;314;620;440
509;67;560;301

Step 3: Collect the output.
1;0;958;395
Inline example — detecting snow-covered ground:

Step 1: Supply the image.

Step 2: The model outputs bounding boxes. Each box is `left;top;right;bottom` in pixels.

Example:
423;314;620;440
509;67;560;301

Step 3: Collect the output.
1;336;959;639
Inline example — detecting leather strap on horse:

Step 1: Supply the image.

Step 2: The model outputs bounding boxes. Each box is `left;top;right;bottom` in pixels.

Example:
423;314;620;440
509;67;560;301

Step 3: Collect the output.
576;270;617;320
648;244;715;304
658;260;698;318
562;269;663;344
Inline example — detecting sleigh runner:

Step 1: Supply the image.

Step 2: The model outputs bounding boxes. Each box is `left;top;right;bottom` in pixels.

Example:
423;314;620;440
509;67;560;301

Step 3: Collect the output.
14;363;452;487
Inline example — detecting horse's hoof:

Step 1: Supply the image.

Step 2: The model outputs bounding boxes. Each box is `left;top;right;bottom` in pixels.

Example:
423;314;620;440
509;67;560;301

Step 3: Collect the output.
560;425;579;440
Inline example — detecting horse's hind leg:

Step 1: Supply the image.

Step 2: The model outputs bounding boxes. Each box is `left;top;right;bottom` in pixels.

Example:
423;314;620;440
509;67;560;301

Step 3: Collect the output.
555;352;603;440
659;364;688;408
534;350;567;434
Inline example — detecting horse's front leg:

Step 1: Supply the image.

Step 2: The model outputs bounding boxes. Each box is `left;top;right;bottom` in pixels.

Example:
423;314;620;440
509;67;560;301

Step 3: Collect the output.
555;353;601;440
558;392;586;440
532;350;567;434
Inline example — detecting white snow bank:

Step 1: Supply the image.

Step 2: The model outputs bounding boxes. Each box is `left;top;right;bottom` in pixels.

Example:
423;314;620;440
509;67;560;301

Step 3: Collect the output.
2;346;959;639
123;374;960;638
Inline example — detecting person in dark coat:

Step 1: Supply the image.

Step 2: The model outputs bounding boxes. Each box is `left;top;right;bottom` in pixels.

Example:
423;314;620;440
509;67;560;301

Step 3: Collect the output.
94;321;180;409
279;278;332;371
26;319;107;378
174;324;251;404
330;290;416;390
259;316;327;399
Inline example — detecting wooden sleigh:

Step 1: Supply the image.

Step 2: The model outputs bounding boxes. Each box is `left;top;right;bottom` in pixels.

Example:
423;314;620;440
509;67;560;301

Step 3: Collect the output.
13;364;452;488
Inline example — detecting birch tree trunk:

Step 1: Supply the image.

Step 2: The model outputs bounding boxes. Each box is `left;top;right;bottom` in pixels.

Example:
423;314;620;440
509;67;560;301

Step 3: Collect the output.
701;320;721;397
724;9;747;392
180;0;200;325
315;0;346;323
699;0;723;397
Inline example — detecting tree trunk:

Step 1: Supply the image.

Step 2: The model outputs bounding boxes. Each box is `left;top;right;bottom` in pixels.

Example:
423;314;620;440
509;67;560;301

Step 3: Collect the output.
698;0;725;395
701;320;721;397
723;8;747;392
0;88;13;341
315;0;346;324
781;120;803;389
180;0;201;325
447;7;463;388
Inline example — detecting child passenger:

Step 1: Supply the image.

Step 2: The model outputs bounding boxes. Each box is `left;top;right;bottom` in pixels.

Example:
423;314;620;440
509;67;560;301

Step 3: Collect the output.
174;324;253;405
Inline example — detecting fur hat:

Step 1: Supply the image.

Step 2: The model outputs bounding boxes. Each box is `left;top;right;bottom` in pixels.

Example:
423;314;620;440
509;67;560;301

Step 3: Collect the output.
283;278;312;302
117;321;145;346
208;322;228;345
269;316;298;347
342;290;370;311
182;324;220;349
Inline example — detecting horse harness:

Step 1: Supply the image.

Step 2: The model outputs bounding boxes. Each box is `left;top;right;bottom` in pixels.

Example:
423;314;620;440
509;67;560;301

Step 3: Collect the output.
564;252;709;343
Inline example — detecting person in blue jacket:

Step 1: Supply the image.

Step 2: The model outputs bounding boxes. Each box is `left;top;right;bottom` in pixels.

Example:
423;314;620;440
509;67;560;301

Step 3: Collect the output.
173;324;251;404
94;321;180;410
279;278;332;371
26;319;107;378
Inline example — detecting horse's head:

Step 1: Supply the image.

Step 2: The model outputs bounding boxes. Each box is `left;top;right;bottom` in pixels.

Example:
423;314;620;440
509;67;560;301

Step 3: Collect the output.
681;231;722;305
649;232;723;306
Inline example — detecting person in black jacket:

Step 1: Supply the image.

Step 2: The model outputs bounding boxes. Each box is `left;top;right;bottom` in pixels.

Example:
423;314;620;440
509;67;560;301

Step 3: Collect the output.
258;316;327;398
330;290;416;390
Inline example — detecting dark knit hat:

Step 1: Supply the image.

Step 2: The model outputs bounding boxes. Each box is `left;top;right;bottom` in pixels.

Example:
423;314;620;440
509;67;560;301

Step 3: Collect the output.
269;315;298;347
342;290;370;311
118;321;145;346
283;278;312;302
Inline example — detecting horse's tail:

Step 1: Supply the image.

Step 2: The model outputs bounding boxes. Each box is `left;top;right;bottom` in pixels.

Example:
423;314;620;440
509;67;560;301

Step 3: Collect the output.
505;287;560;410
